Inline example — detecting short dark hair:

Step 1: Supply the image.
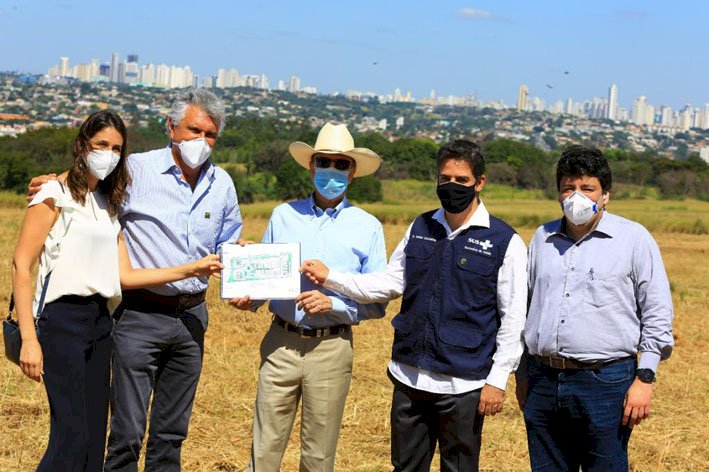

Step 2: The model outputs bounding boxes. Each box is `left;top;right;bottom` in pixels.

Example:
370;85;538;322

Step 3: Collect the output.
556;145;612;192
68;110;131;217
436;139;485;180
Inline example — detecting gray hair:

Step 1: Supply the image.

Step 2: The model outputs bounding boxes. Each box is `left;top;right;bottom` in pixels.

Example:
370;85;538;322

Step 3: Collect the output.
166;87;226;135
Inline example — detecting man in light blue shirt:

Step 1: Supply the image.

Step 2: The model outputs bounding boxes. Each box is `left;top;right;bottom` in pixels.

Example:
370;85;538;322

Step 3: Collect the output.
104;88;242;471
517;145;674;472
231;123;387;471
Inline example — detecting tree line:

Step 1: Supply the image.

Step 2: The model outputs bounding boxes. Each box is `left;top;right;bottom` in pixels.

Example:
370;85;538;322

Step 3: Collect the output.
0;117;706;202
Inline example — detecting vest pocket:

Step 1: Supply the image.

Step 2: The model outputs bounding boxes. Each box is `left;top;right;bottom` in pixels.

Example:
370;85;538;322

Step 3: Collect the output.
391;313;415;334
438;322;483;349
404;241;435;283
455;253;495;275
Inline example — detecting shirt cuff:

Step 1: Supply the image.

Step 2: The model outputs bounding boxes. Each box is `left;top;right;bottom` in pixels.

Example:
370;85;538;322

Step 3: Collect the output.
323;270;345;291
638;352;661;372
328;296;349;317
485;364;511;391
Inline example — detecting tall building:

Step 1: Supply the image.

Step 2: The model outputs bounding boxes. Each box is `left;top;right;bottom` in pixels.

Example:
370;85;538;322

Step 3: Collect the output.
123;55;139;84
632;96;647;125
660;106;673;126
703;103;709;129
517;84;528;111
288;75;301;93
566;97;574;115
607;84;618;120
679;105;692;130
216;68;241;88
156;64;170;87
110;52;120;83
59;57;70;77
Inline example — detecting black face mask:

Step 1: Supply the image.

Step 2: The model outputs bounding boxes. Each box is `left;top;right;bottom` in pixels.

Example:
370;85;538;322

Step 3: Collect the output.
436;182;477;214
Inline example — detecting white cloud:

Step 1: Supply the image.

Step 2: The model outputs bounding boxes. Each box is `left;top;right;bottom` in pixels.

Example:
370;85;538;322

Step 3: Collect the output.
457;7;493;19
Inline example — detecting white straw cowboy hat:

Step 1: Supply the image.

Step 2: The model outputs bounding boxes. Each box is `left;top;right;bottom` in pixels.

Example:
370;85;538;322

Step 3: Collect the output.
289;123;382;177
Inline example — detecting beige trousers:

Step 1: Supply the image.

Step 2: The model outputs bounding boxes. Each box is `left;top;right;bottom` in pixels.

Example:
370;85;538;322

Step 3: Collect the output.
247;321;354;472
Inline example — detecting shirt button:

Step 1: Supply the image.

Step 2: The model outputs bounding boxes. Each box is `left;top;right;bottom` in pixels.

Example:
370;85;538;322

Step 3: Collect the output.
570;267;575;271
565;293;570;297
561;320;565;324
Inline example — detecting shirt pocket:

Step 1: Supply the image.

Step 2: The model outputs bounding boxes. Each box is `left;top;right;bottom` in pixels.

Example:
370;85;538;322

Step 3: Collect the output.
583;275;619;308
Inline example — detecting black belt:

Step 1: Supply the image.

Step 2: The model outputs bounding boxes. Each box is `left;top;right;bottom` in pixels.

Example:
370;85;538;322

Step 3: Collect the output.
534;355;634;370
122;289;206;314
272;316;350;338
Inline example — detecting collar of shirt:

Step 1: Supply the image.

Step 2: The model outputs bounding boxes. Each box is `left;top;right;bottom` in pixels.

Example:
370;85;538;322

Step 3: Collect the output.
432;200;491;239
308;192;350;219
158;145;215;183
542;211;617;242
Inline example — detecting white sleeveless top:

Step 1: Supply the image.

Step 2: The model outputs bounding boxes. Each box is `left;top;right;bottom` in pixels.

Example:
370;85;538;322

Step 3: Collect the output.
29;181;122;315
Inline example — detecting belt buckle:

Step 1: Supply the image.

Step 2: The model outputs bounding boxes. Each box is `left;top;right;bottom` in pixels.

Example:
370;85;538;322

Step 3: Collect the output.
548;356;565;369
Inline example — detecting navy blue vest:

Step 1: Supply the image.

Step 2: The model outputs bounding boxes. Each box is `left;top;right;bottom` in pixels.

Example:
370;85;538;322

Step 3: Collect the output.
391;210;516;379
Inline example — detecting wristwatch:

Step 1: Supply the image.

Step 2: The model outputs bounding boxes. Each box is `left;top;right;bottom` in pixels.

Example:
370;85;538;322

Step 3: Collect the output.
636;368;656;384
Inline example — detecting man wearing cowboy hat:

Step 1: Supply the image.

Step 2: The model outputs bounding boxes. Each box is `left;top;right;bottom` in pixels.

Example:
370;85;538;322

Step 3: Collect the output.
231;122;387;471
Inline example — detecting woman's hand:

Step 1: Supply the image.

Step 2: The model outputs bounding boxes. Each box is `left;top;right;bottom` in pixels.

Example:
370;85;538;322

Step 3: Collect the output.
20;339;44;382
191;254;224;277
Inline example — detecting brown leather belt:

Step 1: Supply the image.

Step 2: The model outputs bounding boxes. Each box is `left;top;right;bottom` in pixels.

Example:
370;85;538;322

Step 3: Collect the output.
272;316;350;338
122;289;206;314
534;355;634;370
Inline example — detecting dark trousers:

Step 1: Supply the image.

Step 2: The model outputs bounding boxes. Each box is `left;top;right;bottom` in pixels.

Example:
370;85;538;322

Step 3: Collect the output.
523;356;636;472
103;302;207;472
36;295;112;472
389;371;484;472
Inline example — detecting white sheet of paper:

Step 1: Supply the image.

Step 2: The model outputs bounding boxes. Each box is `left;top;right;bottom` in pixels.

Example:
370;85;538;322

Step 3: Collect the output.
220;243;301;300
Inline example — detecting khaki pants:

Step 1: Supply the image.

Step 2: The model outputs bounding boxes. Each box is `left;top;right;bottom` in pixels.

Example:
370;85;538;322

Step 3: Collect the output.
248;321;354;472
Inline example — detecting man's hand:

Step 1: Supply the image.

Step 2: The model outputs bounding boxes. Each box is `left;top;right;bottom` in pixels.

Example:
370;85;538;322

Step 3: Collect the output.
515;376;528;412
478;384;505;416
27;174;57;202
300;259;330;286
235;238;253;246
623;378;653;427
296;290;333;315
229;295;253;311
19;339;44;382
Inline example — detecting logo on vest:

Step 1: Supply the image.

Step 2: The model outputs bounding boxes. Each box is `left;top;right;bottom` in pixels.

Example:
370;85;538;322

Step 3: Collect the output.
467;238;493;250
465;238;494;256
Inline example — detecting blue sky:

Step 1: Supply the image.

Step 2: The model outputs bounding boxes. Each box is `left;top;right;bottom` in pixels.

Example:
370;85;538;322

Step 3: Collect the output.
0;0;706;109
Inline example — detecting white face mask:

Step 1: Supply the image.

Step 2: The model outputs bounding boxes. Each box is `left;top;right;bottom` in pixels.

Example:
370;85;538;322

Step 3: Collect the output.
174;138;212;169
561;191;603;226
87;150;120;180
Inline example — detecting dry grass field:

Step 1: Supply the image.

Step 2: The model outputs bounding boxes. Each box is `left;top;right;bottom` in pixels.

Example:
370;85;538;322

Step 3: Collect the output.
0;196;707;471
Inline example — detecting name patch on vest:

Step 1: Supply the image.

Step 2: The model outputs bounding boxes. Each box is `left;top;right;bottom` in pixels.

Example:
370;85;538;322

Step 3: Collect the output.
412;234;437;242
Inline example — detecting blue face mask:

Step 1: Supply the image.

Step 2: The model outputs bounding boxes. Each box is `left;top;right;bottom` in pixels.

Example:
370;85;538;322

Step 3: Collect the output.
314;168;349;200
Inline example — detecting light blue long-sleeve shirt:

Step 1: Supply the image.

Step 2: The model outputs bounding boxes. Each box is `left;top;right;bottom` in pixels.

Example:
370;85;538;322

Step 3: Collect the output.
119;146;243;295
262;195;387;328
525;212;674;372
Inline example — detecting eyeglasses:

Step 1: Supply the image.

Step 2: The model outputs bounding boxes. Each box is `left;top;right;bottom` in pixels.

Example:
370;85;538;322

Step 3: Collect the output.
314;156;353;171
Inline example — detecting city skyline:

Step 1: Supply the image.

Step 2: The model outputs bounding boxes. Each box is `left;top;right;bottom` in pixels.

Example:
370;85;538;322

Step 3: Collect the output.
0;1;706;109
37;51;708;131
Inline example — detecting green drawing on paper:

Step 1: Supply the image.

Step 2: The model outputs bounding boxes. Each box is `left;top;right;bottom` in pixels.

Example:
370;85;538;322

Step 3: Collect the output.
227;253;293;282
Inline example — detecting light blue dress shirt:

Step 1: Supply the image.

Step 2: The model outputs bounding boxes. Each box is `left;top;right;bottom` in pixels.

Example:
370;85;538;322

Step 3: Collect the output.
525;212;674;372
119;146;242;296
262;195;387;328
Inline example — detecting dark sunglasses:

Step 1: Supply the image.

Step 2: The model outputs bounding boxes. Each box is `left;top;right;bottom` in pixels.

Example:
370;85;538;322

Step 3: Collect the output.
314;156;352;171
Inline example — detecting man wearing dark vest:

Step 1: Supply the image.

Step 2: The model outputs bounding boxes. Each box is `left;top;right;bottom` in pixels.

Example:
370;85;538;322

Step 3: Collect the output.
300;139;527;471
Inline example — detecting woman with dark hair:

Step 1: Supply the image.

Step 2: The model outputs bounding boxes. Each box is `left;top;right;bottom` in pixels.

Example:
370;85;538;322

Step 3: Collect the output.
11;110;222;471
